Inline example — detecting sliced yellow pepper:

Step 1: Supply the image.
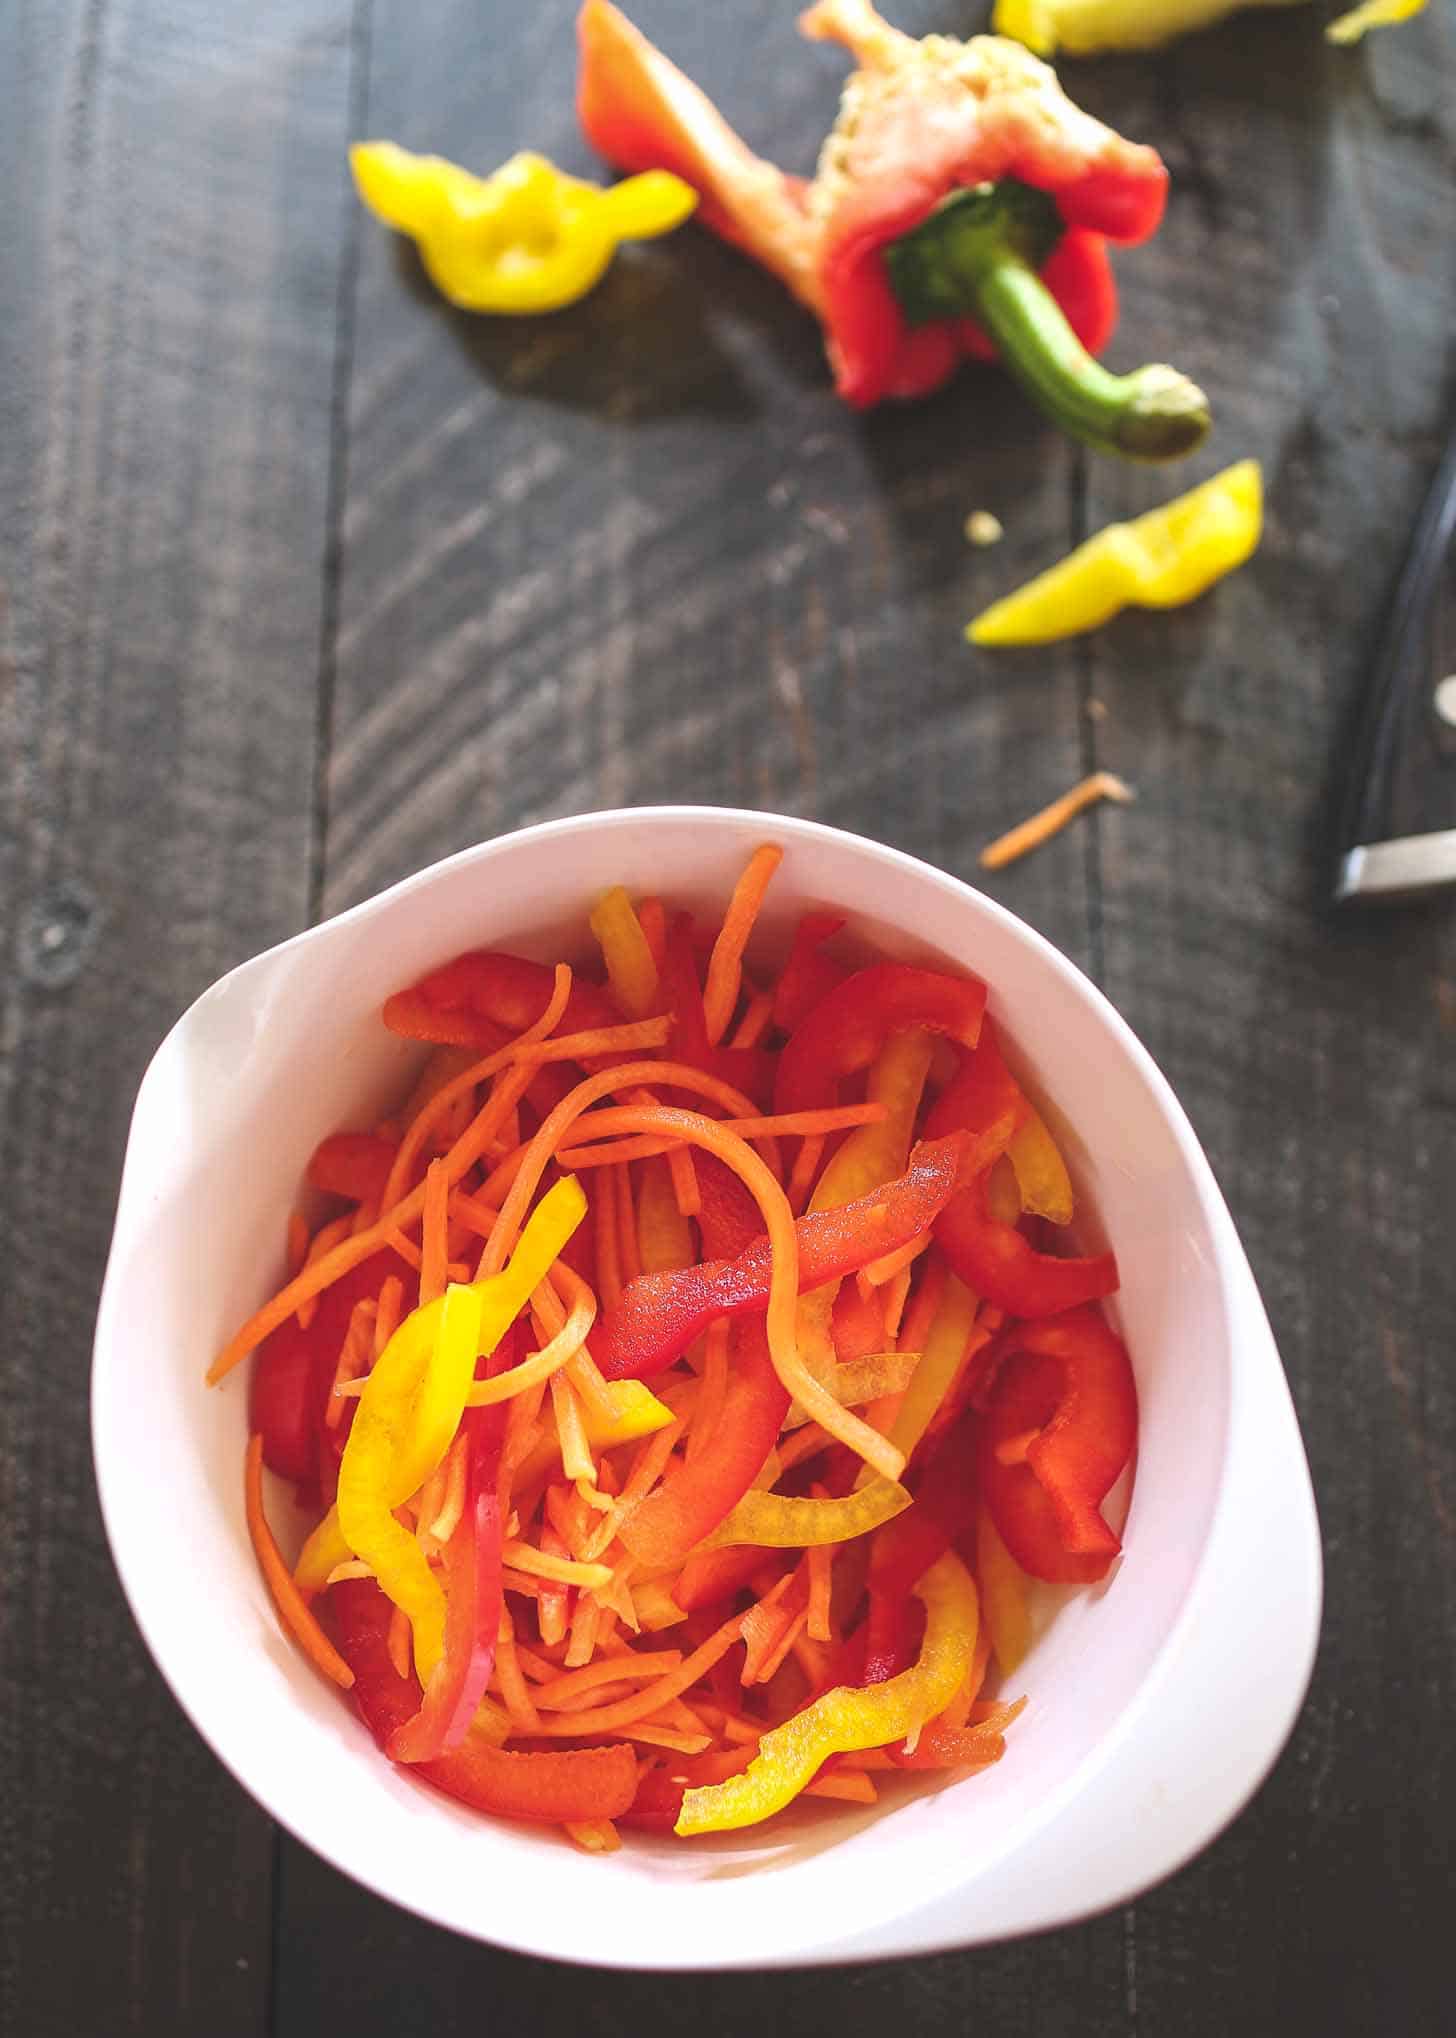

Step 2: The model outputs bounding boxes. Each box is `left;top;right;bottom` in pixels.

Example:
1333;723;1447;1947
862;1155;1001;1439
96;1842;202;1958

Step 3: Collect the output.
873;1271;979;1475
1327;0;1428;43
968;458;1262;647
579;1378;675;1450
1007;1109;1075;1225
676;1552;978;1834
299;1177;585;1614
992;0;1301;56
976;1502;1031;1677
702;1476;912;1551
589;885;659;1020
350;143;697;315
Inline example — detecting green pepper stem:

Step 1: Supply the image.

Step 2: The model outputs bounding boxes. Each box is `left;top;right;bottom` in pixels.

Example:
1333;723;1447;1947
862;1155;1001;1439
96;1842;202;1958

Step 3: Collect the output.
886;184;1211;464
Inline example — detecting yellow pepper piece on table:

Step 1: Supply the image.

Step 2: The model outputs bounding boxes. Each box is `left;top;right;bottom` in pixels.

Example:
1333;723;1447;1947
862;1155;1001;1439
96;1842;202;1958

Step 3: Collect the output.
300;1177;586;1611
676;1552;978;1833
968;458;1262;647
349;143;697;314
993;0;1427;55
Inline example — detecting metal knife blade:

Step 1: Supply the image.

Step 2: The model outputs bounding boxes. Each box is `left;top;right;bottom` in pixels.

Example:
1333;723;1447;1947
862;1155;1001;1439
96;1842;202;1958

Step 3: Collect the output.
1332;426;1456;907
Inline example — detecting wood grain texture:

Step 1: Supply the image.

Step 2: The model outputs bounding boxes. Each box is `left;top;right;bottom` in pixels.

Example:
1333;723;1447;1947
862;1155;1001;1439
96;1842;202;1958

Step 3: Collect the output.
0;2;357;2032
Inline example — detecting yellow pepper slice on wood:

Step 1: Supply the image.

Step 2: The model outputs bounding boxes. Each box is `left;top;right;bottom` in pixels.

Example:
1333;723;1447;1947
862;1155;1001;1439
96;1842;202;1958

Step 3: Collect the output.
968;458;1262;646
676;1552;978;1833
350;143;696;314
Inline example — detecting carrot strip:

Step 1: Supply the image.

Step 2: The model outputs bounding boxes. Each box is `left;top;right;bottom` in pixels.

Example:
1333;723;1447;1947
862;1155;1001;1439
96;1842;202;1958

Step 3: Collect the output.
295;1214;352;1330
806;1484;837;1642
243;1436;354;1688
594;1166;623;1313
523;1607;747;1737
897;1255;949;1357
730;987;774;1050
755;1607;810;1686
509;1015;673;1064
209;1057;538;1385
881;1264;913;1342
565;1590;604;1669
802;1771;877;1805
372;1275;404;1360
979;771;1134;873
418;1158;449;1307
858;1227;933;1293
668;1144;700;1218
786;1135;825;1216
564;1818;622;1853
462;1272;596;1411
531;1650;687;1709
550;1371;596;1486
615;1162;642;1284
495;1608;543;1731
325;1297;377;1430
703;845;782;1044
551;1101;886;1171
286;1210;309;1278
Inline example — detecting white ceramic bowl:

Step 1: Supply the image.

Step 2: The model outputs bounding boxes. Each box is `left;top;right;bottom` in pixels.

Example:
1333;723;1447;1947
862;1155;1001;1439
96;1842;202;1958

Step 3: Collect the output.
93;806;1321;1968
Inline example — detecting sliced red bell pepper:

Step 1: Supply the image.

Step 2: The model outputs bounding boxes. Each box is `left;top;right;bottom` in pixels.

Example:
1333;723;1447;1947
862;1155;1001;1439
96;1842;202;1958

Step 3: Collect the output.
306;1130;399;1207
774;963;987;1116
592;1133;969;1381
831;1278;887;1364
249;1247;412;1488
621;1318;788;1569
978;1306;1136;1583
927;1020;1117;1318
672;1542;767;1614
861;1407;981;1684
623;1743;757;1832
383;950;616;1051
386;1453;501;1764
330;1578;637;1823
772;911;848;1033
658;918;773;1106
692;1152;763;1261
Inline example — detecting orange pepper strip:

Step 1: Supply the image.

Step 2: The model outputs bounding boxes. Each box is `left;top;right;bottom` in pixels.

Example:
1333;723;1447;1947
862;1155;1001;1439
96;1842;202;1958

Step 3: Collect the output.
244;1435;355;1688
702;844;783;1044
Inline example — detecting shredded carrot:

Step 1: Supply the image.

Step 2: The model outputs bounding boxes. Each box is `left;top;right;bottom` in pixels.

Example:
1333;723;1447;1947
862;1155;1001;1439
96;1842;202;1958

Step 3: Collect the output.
740;1572;799;1684
703;845;783;1044
979;771;1135;873
550;1100;886;1172
755;1606;810;1686
524;1606;748;1738
373;1274;404;1360
786;1135;825;1216
530;1650;687;1709
586;1416;684;1563
325;1297;376;1430
858;1227;933;1293
730;986;774;1050
668;1143;700;1218
295;1214;352;1331
429;1432;470;1544
897;1255;949;1357
802;1771;877;1805
564;1818;621;1853
550;1371;596;1486
418;1157;449;1307
564;1590;604;1669
243;1436;354;1688
495;1608;543;1731
286;1210;309;1277
881;1264;913;1342
805;1484;837;1642
509;1014;673;1065
593;1164;622;1312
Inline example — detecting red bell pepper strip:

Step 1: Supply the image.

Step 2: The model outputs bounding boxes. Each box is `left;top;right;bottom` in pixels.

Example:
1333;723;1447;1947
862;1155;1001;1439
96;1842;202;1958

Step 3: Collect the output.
592;1133;970;1381
623;1743;758;1832
249;1247;412;1488
383;950;616;1050
692;1151;764;1261
927;1019;1117;1318
621;1318;788;1568
577;1;1208;461
772;911;848;1033
386;1449;502;1764
305;1131;399;1208
978;1306;1136;1582
330;1579;637;1822
658;919;774;1106
861;1407;981;1684
774;963;987;1116
672;1542;767;1614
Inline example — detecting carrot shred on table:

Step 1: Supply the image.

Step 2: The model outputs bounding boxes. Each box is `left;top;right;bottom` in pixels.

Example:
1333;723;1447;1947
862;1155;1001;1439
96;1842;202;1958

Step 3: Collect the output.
243;1435;355;1688
703;845;783;1045
979;771;1135;873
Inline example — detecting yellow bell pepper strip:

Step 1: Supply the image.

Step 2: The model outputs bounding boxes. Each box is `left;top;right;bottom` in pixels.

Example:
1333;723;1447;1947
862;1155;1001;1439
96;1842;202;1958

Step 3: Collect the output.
579;1378;675;1450
700;1476;913;1551
1007;1110;1075;1224
976;1502;1031;1676
863;1272;981;1481
304;1177;586;1613
993;0;1300;57
1327;0;1428;43
349;143;696;315
994;0;1424;54
676;1551;977;1833
968;459;1262;647
589;885;659;1019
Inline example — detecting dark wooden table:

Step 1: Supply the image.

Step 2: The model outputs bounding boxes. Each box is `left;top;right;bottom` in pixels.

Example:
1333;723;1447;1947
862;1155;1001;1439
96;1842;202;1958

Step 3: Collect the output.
4;2;1454;2031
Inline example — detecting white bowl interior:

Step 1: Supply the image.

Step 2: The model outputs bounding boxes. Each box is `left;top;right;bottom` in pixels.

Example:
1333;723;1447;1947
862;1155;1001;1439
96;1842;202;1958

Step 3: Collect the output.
93;807;1321;1967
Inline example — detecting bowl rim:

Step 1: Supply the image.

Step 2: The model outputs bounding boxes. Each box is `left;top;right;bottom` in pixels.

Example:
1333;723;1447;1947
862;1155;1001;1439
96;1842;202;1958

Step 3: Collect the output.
92;804;1323;1967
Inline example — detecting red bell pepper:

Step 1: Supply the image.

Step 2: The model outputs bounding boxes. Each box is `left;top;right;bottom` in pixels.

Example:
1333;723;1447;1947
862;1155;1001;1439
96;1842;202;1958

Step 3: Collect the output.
774;963;987;1117
305;1130;398;1208
383;950;616;1053
386;1445;502;1764
861;1407;981;1684
658;918;774;1106
772;912;848;1033
927;1020;1117;1318
624;1744;757;1832
578;0;1209;462
693;1151;764;1261
978;1306;1137;1582
249;1247;412;1488
330;1579;638;1822
592;1133;969;1381
621;1319;789;1569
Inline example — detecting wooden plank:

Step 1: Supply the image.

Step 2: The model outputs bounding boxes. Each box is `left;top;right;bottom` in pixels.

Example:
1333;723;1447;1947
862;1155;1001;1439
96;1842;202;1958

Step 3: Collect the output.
1070;11;1456;2033
280;0;1129;2027
0;2;357;2032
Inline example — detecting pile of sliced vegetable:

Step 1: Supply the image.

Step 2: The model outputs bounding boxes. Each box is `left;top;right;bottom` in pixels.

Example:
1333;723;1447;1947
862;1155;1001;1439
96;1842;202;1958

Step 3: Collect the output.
219;844;1137;1850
